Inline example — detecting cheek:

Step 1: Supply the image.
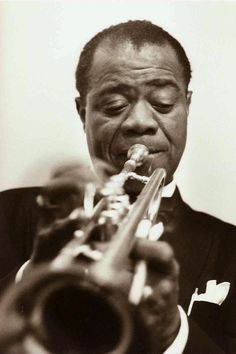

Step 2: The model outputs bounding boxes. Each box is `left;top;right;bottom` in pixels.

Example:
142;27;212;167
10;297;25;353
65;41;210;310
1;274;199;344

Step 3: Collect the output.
84;112;100;157
84;111;119;159
167;109;188;150
173;121;187;150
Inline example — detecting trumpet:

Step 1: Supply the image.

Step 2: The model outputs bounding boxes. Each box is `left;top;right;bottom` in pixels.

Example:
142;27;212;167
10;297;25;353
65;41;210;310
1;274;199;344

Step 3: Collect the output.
0;144;166;354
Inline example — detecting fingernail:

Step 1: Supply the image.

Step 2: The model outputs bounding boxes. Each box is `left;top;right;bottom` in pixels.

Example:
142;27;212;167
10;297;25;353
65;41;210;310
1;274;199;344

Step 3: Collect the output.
74;230;83;238
142;285;153;299
69;208;81;220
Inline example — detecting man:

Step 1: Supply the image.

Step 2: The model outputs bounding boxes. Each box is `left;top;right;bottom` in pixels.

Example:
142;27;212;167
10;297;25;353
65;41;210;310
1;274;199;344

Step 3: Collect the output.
0;20;236;353
73;20;236;352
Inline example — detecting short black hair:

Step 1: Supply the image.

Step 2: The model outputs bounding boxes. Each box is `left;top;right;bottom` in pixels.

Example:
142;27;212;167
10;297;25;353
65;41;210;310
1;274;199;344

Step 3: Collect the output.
75;20;191;101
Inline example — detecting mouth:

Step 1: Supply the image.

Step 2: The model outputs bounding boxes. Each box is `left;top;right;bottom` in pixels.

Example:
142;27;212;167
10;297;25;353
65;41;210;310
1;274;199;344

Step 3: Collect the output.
113;149;165;171
117;148;163;159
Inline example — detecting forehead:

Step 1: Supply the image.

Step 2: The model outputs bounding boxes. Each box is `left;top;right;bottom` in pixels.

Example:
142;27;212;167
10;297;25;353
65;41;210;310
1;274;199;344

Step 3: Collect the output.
87;40;186;94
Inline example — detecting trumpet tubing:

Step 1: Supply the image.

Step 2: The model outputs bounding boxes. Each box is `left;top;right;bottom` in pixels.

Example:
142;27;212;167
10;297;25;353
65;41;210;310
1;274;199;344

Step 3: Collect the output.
0;144;166;354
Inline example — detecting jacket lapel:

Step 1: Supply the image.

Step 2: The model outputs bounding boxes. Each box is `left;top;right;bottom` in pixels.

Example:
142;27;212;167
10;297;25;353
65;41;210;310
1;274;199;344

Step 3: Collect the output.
160;189;215;311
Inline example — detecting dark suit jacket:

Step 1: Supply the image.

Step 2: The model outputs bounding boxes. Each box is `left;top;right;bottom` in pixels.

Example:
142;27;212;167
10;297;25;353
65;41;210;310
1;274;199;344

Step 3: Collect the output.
0;187;40;293
0;187;236;353
160;189;236;353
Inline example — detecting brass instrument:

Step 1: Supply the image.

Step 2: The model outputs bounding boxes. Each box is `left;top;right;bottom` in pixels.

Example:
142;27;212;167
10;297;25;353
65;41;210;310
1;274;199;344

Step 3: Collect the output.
0;144;166;354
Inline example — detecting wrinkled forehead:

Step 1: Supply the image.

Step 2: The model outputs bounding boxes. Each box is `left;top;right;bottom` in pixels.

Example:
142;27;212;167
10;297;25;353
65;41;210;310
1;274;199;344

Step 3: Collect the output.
87;39;186;92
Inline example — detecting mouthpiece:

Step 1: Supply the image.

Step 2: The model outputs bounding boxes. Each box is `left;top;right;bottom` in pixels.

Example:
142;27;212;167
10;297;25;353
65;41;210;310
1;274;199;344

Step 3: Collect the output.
102;144;149;195
127;144;149;166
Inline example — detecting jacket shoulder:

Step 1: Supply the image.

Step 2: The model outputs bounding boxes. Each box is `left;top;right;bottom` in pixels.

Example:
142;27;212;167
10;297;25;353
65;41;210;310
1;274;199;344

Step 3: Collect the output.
0;186;40;211
0;187;41;280
0;186;41;200
184;202;236;242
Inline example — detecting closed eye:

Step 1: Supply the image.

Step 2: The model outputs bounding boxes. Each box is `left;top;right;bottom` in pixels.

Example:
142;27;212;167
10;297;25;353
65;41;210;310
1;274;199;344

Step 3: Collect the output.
151;103;173;114
103;102;128;116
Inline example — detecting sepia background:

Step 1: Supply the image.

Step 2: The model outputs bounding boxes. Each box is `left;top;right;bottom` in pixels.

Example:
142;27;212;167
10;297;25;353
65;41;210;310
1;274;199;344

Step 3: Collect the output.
1;0;236;225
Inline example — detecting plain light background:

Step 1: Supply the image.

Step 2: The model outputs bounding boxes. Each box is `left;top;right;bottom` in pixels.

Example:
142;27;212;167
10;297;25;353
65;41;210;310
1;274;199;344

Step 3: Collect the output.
1;0;236;225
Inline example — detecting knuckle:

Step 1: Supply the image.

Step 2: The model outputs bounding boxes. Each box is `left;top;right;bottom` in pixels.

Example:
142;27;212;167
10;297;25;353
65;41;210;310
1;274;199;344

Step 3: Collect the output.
172;259;180;277
37;225;53;238
158;279;175;298
158;241;174;263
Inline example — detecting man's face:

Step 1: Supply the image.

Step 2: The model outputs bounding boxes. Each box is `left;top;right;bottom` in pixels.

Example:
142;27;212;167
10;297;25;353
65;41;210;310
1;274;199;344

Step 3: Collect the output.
78;41;191;185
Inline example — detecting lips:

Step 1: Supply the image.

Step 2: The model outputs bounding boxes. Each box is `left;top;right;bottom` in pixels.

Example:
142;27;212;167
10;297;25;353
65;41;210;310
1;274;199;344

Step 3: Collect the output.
109;140;167;170
117;149;163;159
112;149;164;170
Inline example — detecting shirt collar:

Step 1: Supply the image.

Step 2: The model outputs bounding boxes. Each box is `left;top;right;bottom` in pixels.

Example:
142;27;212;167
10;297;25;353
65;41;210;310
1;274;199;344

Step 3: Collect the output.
162;180;176;198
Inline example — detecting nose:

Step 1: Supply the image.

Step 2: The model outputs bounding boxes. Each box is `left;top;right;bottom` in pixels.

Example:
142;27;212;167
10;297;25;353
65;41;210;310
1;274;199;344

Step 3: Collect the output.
121;101;158;136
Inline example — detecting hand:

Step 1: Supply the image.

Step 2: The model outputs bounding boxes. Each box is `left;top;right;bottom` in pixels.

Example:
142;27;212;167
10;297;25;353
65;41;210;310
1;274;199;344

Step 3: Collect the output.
37;162;101;220
133;239;180;353
30;159;114;265
90;238;180;353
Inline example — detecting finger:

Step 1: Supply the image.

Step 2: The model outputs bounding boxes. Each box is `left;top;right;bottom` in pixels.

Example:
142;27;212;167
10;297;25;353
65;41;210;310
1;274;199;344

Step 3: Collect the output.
42;177;84;203
37;214;79;239
52;162;87;178
32;216;79;264
144;279;178;311
39;173;96;219
40;162;100;208
133;239;172;265
52;162;98;185
37;191;81;222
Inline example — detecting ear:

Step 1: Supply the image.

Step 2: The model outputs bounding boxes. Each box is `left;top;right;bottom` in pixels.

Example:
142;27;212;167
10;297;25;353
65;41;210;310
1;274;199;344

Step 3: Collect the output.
186;90;192;114
75;97;86;130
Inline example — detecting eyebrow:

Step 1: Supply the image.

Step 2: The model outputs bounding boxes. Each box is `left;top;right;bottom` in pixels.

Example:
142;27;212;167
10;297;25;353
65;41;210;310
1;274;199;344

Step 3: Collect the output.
146;78;180;91
93;78;179;99
94;83;132;98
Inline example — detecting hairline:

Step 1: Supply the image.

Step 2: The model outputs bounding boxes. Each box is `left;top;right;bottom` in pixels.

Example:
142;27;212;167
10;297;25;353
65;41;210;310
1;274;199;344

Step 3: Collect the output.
84;39;188;101
76;21;192;102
